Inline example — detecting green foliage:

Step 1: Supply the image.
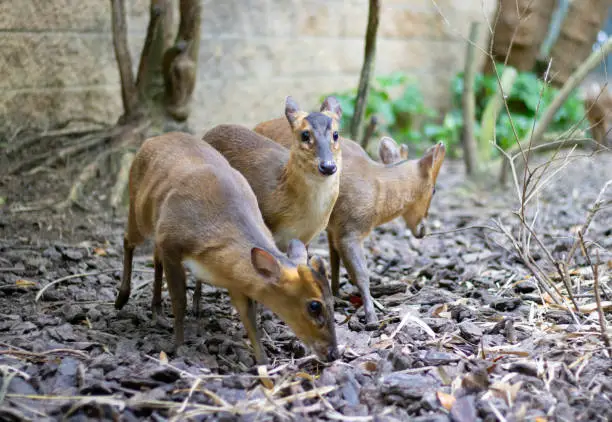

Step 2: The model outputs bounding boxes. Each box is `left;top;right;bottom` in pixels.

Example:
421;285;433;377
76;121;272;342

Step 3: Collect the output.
321;65;587;158
320;72;435;145
440;64;587;151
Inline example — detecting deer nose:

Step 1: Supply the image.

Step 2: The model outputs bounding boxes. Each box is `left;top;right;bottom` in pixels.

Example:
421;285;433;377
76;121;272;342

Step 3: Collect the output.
318;161;337;176
326;346;340;362
414;222;427;239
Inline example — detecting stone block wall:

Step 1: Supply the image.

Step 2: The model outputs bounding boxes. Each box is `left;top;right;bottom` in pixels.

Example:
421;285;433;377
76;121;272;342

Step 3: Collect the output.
0;0;496;136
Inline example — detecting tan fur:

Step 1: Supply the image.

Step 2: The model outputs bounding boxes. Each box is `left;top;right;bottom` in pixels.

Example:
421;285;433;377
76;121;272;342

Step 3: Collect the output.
204;114;341;251
254;119;446;325
584;82;612;148
114;132;338;364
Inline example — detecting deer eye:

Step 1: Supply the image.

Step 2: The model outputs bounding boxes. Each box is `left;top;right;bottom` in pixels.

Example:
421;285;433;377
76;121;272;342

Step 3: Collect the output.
301;131;310;143
332;131;339;141
307;300;323;317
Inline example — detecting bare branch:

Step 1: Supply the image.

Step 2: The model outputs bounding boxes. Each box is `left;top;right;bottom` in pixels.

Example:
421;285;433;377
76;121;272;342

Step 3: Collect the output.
350;0;380;141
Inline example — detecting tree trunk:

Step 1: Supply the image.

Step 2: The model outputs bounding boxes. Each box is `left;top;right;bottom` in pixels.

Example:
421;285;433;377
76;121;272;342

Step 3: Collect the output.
484;0;558;73
350;0;380;141
548;0;611;87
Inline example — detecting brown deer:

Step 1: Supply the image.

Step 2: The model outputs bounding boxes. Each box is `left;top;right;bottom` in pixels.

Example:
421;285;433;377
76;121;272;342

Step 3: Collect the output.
114;132;338;364
254;117;445;327
196;97;342;313
583;81;612;149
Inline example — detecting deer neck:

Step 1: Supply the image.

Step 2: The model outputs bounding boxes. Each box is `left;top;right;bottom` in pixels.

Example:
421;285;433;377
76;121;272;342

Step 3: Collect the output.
372;161;421;227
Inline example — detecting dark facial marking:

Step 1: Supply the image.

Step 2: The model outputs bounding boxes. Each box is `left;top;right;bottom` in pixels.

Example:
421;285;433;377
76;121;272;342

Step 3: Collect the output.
304;112;335;171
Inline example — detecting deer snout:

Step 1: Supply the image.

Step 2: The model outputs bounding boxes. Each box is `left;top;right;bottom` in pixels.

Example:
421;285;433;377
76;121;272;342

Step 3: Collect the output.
326;345;340;362
318;160;337;176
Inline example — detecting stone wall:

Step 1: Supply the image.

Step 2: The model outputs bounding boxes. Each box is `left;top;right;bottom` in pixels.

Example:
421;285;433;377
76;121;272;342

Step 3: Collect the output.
0;0;496;137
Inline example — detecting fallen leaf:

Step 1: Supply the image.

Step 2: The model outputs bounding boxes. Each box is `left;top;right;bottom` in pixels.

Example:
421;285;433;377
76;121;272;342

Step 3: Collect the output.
370;338;393;350
16;279;36;287
93;247;107;256
360;361;378;372
159;351;168;364
257;365;274;390
490;381;523;405
431;303;448;318
437;391;456;410
535;417;547;422
295;372;317;381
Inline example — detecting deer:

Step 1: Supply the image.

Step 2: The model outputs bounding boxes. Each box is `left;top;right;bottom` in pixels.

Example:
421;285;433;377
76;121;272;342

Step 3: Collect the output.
583;81;612;149
254;116;445;327
113;132;339;365
196;96;342;314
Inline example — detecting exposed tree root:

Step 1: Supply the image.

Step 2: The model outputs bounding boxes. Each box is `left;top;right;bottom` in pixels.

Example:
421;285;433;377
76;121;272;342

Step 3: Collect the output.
56;120;150;211
110;151;136;211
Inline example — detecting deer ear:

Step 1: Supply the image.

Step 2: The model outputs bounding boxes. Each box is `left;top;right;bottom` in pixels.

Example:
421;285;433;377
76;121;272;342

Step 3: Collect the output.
321;96;342;120
309;255;328;279
286;238;308;265
400;144;409;160
251;248;281;282
285;96;301;127
379;137;401;164
419;142;445;177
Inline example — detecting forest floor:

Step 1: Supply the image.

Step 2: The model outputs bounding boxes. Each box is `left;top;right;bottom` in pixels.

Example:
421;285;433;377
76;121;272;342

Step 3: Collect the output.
0;140;611;421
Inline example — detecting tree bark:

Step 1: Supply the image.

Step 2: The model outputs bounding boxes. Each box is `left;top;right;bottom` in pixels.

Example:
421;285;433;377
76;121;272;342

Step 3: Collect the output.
163;0;201;121
350;0;380;141
110;0;139;121
462;22;480;176
548;0;611;87
484;0;558;73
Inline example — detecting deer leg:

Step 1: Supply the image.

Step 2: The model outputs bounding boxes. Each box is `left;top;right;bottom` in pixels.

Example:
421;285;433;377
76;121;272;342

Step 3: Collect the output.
229;290;267;365
192;280;202;318
151;246;164;323
161;255;187;346
338;238;378;328
328;234;341;296
115;206;143;310
115;236;135;310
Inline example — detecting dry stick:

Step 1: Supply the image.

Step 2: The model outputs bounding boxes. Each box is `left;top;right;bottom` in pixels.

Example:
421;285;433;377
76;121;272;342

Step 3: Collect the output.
579;233;612;357
350;0;380;141
462;21;480;175
500;38;612;182
565;179;612;265
110;0;139;118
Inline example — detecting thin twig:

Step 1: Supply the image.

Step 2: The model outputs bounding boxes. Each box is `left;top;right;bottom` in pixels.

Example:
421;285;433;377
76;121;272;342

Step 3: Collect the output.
579;233;612;357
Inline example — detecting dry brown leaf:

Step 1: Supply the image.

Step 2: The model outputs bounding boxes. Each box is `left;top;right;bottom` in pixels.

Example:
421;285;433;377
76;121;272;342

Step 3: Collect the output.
295;371;316;381
16;279;36;287
93;247;107;256
436;391;456;410
431;303;448;318
490;381;523;405
361;361;378;372
257;365;274;389
371;338;393;350
159;351;168;364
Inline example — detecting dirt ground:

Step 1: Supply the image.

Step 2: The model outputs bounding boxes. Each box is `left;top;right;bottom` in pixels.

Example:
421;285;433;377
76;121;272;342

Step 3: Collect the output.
0;142;611;421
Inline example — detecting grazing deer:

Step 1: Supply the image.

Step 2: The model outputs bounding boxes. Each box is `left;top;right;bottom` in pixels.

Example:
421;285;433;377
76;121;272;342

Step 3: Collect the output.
114;132;338;364
583;81;612;149
254;117;445;327
196;97;342;313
